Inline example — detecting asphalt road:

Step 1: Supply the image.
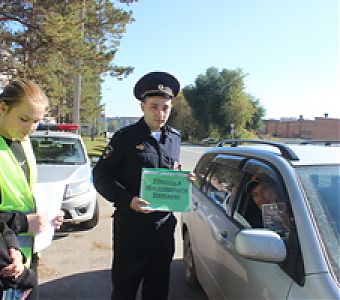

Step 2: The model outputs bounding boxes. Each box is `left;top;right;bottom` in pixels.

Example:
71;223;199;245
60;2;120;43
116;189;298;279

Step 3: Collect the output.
38;145;209;300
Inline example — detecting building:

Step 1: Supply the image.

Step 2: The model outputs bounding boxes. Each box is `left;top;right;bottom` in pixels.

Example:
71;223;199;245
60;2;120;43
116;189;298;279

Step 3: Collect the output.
106;116;140;132
263;115;340;140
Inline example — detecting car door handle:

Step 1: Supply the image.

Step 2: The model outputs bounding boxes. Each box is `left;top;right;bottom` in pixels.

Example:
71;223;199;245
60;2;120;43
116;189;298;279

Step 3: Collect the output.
219;230;228;239
217;230;231;249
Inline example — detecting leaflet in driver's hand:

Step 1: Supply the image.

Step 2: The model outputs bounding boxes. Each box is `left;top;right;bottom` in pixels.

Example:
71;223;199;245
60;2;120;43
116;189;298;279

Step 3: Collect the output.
140;168;191;212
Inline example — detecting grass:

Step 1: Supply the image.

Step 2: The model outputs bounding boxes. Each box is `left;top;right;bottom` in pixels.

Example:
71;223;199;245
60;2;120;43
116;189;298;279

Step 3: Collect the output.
82;137;107;157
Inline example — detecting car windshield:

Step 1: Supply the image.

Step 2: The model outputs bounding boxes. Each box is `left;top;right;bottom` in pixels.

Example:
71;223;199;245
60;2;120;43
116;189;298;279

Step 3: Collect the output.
31;136;86;165
297;165;340;280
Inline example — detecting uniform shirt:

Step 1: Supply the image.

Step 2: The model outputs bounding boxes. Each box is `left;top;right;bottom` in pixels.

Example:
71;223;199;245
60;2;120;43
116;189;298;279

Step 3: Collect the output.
93;117;181;220
3;138;29;181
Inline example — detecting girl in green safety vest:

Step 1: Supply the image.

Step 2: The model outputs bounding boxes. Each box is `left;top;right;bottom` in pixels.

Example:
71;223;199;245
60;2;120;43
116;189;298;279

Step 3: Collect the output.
0;80;64;300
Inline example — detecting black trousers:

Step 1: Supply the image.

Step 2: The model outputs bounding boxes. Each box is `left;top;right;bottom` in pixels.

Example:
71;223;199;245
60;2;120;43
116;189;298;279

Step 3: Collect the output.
111;213;177;300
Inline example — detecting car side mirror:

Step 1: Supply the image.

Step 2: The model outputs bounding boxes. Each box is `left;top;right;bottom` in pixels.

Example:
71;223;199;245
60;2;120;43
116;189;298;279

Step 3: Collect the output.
235;229;286;263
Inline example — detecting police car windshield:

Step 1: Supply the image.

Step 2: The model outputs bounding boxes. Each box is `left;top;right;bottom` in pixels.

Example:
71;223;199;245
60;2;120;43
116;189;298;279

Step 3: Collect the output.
31;137;86;165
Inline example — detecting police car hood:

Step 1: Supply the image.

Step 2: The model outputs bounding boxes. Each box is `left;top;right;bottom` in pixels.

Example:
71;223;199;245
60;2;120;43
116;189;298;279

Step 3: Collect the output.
36;164;91;183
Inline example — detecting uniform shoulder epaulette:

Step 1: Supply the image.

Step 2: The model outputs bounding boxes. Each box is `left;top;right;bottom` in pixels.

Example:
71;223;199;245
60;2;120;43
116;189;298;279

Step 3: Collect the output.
167;126;181;137
117;122;138;134
112;128;124;138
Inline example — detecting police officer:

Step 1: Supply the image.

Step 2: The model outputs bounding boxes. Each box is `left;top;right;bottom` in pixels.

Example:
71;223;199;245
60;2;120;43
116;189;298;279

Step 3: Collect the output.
93;71;182;300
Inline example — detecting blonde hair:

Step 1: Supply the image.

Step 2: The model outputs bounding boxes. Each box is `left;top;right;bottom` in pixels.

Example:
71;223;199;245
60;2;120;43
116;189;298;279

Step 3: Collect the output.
0;79;49;110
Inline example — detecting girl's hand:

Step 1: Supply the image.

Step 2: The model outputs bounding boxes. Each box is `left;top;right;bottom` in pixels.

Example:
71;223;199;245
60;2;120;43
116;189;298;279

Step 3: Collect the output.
27;213;48;233
0;248;24;278
53;210;64;230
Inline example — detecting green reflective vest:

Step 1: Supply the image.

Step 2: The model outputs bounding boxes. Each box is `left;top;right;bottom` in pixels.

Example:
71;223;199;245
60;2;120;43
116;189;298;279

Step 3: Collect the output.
0;136;36;266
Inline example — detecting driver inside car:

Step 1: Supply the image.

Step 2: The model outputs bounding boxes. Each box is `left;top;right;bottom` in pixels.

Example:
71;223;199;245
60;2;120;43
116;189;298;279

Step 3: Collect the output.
245;178;291;237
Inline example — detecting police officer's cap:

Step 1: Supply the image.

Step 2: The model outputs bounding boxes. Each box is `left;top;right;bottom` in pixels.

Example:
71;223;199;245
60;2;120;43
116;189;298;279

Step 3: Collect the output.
134;71;180;101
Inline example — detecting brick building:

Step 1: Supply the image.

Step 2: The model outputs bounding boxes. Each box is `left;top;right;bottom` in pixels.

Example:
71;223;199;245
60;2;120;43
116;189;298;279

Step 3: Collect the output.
263;115;340;140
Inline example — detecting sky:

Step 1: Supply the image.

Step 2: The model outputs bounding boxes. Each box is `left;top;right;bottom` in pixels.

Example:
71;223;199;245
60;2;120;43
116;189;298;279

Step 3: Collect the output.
101;0;339;120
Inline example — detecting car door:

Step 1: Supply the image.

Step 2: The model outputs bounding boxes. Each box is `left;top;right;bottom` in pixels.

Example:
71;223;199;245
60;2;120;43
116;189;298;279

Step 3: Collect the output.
189;154;245;299
211;159;298;299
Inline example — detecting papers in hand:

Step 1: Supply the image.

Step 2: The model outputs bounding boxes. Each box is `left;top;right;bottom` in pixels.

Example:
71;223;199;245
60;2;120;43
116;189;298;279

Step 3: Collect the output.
140;168;191;212
33;182;63;252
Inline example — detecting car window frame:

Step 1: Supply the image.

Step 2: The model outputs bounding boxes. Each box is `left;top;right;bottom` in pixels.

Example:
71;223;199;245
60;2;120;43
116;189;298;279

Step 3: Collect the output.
232;158;305;285
199;155;246;216
193;152;218;189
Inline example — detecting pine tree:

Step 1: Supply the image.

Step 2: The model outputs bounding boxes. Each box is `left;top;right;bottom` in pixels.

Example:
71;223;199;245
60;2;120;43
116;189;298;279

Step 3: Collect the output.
0;0;134;123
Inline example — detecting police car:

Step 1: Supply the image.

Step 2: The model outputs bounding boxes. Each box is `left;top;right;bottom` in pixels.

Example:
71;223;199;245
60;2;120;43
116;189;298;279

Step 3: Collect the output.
181;139;340;299
30;123;98;229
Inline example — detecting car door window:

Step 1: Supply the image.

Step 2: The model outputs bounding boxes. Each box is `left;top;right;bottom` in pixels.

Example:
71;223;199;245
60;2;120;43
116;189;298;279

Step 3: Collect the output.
203;162;243;215
247;180;289;235
233;159;305;285
193;152;218;189
236;173;291;239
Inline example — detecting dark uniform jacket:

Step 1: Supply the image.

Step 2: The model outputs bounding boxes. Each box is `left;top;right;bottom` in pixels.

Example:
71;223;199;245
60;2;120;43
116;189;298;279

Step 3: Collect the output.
93;118;181;223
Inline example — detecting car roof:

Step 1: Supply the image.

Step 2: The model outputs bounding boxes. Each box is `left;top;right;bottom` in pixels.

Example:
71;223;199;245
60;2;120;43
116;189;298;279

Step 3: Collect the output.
285;144;340;165
30;130;81;139
206;140;340;166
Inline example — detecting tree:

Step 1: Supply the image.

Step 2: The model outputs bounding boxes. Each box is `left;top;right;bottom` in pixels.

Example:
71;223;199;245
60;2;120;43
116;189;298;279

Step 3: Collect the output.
183;67;264;139
0;0;134;123
247;96;265;131
167;92;197;141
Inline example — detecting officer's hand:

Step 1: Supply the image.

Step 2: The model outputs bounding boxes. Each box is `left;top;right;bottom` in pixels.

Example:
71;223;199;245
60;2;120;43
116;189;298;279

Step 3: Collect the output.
187;172;196;182
130;197;154;213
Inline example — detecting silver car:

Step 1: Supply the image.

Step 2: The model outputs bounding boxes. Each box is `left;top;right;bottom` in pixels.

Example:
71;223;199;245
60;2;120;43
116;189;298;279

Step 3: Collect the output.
181;140;339;299
30;130;98;229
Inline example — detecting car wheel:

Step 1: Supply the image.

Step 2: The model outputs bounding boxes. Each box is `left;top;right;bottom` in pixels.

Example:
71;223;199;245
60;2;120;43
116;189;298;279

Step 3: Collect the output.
81;199;99;229
183;231;200;288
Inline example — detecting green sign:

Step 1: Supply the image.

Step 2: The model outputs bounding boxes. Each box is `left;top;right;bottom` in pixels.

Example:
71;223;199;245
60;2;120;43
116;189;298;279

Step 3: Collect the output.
140;168;191;212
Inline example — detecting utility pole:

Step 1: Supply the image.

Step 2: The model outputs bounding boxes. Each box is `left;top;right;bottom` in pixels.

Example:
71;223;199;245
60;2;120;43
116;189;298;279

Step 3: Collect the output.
73;0;85;126
230;123;236;138
73;74;81;125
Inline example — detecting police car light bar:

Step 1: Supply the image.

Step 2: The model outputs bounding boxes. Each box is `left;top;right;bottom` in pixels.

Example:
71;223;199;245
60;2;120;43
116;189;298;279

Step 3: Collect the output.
37;123;80;131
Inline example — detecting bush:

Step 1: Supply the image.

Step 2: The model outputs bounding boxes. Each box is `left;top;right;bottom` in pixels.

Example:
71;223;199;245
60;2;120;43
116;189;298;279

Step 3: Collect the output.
83;137;107;156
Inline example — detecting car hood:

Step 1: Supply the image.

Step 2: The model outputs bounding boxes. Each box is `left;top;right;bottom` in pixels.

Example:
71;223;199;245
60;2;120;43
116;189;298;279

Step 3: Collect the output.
36;164;90;183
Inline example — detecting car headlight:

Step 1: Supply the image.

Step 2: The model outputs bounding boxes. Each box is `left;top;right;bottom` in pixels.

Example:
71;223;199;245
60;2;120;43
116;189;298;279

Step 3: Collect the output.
64;180;91;199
